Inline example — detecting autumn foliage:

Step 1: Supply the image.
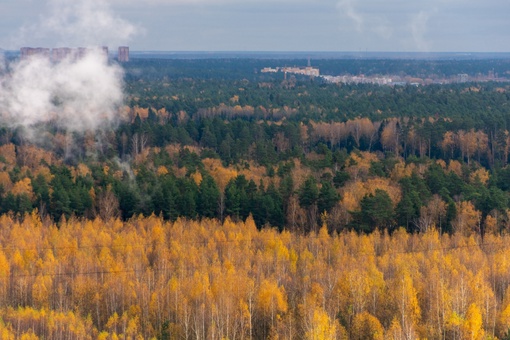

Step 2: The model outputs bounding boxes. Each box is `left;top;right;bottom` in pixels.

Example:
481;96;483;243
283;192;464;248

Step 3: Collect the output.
0;212;505;339
2;59;510;338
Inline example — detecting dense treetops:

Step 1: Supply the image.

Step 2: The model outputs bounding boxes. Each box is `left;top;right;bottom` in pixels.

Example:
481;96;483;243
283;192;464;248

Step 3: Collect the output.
0;213;507;339
122;58;510;81
0;57;508;337
0;61;510;234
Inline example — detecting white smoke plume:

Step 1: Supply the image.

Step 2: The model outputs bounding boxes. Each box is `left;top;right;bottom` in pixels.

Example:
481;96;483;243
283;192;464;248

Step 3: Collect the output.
336;0;364;32
335;0;442;51
0;52;5;74
18;0;139;48
411;10;435;52
0;49;124;134
0;0;142;139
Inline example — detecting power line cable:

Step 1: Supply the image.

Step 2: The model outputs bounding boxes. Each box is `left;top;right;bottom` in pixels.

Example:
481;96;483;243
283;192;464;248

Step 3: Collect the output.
2;233;507;279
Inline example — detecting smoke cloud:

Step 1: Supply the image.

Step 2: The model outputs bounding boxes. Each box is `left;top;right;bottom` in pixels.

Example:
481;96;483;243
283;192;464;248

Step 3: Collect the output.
0;52;5;74
0;0;142;140
411;10;434;52
335;0;442;51
0;49;124;135
18;0;140;48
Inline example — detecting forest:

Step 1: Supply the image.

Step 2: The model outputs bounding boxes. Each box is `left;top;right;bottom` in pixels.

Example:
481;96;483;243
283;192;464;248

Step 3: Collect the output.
0;57;509;338
0;214;508;339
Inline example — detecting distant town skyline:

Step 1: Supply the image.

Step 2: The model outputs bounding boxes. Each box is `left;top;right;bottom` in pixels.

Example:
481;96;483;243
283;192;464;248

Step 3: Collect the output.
0;0;509;53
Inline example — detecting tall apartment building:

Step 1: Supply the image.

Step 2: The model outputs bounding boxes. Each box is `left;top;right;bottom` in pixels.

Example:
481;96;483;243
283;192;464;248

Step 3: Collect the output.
21;46;114;62
20;47;50;60
118;46;129;62
51;47;72;62
101;46;109;58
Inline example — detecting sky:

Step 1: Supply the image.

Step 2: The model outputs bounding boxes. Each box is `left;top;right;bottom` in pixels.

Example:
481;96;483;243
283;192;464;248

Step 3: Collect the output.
0;0;509;52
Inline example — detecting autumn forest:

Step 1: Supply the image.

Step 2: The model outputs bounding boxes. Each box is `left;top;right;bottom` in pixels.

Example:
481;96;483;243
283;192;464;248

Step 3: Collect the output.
0;57;510;338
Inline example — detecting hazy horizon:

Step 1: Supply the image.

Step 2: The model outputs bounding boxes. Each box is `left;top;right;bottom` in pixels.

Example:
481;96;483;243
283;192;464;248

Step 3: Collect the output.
0;0;508;53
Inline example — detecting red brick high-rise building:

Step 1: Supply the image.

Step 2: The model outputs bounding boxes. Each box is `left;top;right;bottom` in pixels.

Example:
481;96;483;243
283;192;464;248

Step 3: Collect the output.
20;47;50;60
21;46;113;62
51;47;72;62
118;46;129;62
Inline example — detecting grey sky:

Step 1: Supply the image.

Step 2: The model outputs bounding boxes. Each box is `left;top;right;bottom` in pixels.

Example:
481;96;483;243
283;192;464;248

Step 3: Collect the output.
0;0;508;52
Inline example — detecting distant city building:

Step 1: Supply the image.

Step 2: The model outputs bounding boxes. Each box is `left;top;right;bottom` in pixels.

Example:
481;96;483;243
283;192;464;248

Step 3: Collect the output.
281;66;320;77
322;74;393;85
51;47;105;62
261;67;279;73
458;73;469;83
20;46;115;62
261;58;319;78
20;47;50;60
51;47;72;62
118;46;129;62
262;66;319;77
77;47;88;60
262;62;505;87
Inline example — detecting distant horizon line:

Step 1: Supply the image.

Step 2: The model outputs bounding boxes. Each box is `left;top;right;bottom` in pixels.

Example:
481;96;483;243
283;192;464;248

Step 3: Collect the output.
127;50;510;61
130;50;510;54
2;48;510;53
2;49;510;60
